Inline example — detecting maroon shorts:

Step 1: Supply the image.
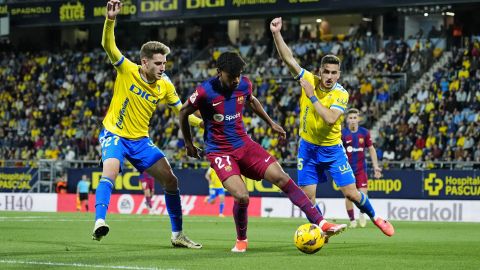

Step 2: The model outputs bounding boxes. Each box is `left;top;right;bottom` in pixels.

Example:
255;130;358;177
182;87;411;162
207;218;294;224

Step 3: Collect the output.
140;177;155;191
206;140;277;182
354;171;368;189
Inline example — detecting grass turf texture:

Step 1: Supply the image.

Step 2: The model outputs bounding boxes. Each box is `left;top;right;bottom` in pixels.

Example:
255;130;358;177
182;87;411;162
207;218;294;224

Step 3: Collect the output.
0;212;478;270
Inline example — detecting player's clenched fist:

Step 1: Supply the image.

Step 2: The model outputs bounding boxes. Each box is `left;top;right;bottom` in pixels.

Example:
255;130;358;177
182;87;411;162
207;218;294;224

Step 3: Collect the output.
270;17;283;33
107;0;122;20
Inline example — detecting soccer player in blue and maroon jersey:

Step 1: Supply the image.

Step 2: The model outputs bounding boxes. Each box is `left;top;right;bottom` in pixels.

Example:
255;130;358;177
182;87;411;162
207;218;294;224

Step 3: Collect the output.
342;108;382;228
179;52;346;253
139;172;155;212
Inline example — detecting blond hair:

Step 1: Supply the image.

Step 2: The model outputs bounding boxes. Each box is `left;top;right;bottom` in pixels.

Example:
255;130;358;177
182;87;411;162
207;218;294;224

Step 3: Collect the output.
140;41;170;59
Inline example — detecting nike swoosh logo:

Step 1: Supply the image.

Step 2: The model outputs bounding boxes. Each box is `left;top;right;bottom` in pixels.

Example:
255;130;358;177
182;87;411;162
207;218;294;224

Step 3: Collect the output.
346;140;352;143
265;156;272;162
213;101;222;106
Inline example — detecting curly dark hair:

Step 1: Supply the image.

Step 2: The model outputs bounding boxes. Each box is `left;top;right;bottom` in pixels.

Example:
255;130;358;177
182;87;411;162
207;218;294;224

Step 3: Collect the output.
216;52;246;77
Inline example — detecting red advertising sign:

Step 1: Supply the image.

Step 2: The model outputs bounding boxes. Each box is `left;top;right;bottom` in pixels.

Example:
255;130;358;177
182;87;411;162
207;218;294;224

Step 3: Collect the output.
57;194;261;216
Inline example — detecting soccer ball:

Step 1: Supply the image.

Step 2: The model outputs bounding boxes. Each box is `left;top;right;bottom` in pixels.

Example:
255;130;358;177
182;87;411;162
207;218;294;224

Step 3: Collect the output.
294;223;325;254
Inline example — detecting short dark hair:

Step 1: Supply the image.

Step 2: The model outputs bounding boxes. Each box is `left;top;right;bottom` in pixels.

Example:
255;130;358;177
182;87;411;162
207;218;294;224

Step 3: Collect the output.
216;52;246;77
347;108;360;115
321;54;341;68
140;41;170;59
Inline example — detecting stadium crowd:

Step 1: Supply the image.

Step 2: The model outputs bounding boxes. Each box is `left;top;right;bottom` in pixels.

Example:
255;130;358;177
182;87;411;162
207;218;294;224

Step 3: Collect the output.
0;34;477;168
376;40;480;168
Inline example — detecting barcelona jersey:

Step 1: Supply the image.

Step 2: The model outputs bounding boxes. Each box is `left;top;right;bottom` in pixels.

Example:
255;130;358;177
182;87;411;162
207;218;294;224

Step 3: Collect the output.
341;127;373;174
297;69;349;146
188;76;253;153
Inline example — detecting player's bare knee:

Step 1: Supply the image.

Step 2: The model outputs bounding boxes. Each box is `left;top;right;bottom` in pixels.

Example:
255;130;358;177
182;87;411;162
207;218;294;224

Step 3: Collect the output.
162;173;179;191
272;172;290;187
345;191;360;202
234;193;249;204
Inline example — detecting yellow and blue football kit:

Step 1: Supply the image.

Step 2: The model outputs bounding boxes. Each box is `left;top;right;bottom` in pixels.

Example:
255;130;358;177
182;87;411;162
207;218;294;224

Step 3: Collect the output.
295;68;355;187
207;168;225;200
99;18;201;172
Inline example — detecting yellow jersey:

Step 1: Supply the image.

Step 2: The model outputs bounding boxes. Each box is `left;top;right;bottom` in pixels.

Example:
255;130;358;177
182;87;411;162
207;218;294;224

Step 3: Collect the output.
208;168;223;189
297;69;349;146
101;18;201;139
102;57;180;139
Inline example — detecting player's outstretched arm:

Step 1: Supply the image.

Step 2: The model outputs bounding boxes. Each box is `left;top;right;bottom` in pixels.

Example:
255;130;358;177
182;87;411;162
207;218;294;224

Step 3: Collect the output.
248;95;286;139
299;78;343;125
179;102;202;159
101;0;123;64
368;145;382;178
270;17;301;77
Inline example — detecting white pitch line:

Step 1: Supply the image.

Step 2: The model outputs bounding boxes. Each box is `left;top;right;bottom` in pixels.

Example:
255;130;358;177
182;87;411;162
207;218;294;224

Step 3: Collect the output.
0;259;182;270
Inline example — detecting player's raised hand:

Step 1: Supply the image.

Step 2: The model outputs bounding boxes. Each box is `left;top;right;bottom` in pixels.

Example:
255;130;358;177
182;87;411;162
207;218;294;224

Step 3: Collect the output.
186;144;202;159
373;166;382;179
270;17;283;33
299;78;315;98
107;0;122;20
270;122;287;140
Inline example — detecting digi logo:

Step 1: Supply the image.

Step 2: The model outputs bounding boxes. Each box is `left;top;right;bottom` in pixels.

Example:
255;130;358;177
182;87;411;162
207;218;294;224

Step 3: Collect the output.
187;0;224;9
129;84;159;104
424;173;444;196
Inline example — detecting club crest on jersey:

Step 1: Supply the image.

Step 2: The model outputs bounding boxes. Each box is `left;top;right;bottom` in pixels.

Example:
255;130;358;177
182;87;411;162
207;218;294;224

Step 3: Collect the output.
237;96;244;104
225;165;232;172
213;114;225;122
359;138;364;144
190;90;199;104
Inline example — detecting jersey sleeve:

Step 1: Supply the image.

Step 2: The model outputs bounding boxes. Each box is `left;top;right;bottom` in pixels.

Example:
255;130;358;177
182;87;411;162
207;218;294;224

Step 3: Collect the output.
365;129;373;147
102;18;136;74
244;76;253;101
188;85;206;110
330;90;349;113
164;76;182;108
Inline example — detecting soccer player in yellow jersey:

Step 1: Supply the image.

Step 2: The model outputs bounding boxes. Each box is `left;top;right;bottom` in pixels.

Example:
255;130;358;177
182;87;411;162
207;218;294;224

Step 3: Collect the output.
271;17;394;237
92;0;203;248
204;167;225;217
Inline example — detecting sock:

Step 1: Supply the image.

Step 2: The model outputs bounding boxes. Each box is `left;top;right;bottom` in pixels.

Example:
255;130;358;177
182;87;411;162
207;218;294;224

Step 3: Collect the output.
347;209;355;221
233;201;248;240
353;192;376;219
280;179;323;224
95;177;114;221
172;231;180;239
145;196;152;208
165;189;183;232
219;202;225;215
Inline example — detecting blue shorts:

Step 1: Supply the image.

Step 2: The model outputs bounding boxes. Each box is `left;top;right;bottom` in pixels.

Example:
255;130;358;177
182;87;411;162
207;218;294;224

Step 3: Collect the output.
297;139;355;187
209;188;225;199
99;129;165;173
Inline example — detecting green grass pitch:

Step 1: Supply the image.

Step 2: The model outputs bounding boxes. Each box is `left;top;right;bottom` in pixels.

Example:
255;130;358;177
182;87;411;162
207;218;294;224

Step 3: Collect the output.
0;212;478;270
